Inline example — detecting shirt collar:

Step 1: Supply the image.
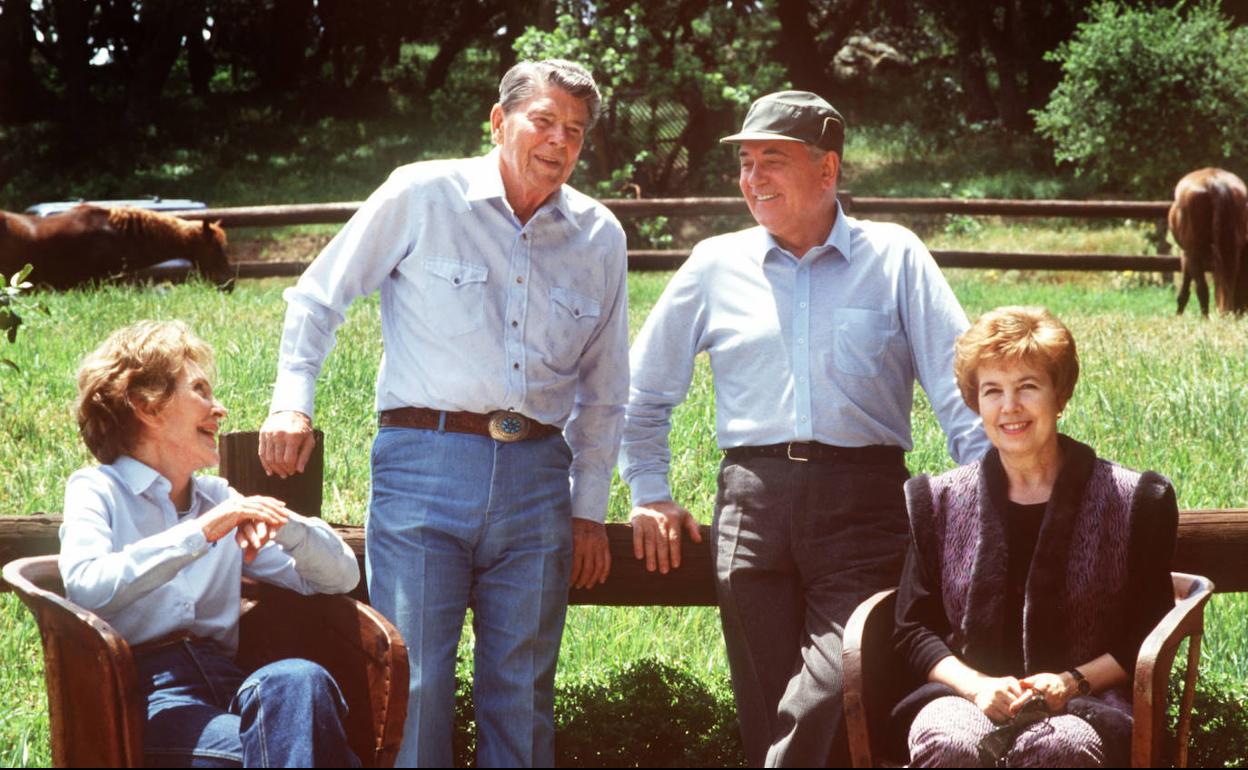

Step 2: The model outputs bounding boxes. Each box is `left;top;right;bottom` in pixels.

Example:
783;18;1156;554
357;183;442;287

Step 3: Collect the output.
111;455;210;508
758;200;851;264
465;148;580;231
111;455;165;496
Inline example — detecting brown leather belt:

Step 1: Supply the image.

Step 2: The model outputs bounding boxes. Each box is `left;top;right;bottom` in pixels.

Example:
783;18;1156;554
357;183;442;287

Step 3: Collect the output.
724;442;904;465
379;407;561;443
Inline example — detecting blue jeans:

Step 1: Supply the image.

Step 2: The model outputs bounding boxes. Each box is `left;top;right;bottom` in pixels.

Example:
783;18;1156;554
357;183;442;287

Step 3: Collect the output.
366;426;573;767
135;639;359;768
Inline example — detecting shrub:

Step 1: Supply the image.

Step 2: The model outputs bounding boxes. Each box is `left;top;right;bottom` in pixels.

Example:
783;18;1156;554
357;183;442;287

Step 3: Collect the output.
0;264;46;372
1174;668;1248;768
1033;1;1248;197
453;657;744;767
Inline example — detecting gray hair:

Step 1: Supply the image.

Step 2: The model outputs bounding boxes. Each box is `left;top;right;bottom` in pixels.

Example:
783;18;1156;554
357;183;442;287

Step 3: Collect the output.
498;59;602;129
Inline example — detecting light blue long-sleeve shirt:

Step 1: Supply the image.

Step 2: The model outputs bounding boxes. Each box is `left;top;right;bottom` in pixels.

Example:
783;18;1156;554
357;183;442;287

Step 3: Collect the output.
59;456;360;654
620;205;990;505
271;150;630;523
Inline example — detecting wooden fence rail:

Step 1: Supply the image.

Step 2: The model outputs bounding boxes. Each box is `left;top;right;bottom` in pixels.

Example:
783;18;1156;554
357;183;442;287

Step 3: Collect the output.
138;250;1184;283
131;195;1179;278
176;196;1173;228
4;433;1244;603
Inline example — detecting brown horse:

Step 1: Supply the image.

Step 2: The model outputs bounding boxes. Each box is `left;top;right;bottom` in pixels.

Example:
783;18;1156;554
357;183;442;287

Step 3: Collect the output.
0;205;232;290
1169;167;1248;316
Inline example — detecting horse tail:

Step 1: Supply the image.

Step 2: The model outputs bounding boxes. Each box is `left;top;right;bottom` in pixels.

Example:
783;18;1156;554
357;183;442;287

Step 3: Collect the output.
1209;178;1237;312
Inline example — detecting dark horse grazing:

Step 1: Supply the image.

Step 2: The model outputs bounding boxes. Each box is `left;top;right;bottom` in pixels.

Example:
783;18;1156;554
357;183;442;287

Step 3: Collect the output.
1169;167;1247;316
0;205;232;290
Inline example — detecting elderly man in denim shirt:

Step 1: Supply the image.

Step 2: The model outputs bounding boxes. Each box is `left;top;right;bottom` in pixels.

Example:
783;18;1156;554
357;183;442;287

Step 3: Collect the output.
620;91;989;766
258;60;628;767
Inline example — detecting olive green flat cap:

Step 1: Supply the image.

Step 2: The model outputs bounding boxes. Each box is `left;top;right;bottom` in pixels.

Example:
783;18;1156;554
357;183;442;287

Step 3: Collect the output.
720;90;845;156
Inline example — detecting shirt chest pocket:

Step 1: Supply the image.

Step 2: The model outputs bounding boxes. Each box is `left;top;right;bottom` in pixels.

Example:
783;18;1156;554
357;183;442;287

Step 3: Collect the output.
544;286;602;366
826;307;896;378
420;258;489;337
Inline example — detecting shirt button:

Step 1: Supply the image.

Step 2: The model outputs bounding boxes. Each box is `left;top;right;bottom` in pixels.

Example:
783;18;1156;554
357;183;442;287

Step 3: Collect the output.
522;233;528;240
516;276;524;284
453;277;460;285
797;337;806;345
800;415;809;422
798;376;807;383
800;301;808;309
511;320;518;328
513;362;520;369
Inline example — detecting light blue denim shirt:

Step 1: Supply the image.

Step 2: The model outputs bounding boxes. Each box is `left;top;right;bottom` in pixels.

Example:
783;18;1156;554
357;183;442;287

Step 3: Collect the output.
58;456;360;653
271;150;629;523
620;206;990;505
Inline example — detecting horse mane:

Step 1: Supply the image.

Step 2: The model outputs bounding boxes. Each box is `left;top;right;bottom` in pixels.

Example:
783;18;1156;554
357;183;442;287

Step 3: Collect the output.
105;207;227;250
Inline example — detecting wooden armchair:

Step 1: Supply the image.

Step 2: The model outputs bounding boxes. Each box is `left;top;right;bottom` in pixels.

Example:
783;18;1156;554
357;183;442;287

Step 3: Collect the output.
843;572;1214;768
2;555;409;768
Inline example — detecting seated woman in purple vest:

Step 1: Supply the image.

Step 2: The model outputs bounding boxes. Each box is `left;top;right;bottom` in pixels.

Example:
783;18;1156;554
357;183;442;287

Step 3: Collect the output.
59;320;361;768
892;306;1177;767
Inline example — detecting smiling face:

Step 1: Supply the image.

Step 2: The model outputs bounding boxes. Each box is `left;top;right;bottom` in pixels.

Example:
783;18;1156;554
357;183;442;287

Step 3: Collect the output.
975;358;1063;462
738;139;840;256
139;361;228;476
491;83;589;217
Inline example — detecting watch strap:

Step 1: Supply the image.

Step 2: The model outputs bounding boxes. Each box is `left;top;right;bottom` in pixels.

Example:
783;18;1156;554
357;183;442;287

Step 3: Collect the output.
1067;667;1091;695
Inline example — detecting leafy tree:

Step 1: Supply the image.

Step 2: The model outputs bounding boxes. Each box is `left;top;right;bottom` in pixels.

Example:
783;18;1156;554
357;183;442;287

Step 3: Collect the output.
898;0;1080;131
1034;1;1248;195
514;2;788;197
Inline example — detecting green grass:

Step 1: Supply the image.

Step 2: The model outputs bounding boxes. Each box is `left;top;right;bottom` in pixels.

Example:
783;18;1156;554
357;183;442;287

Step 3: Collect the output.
2;266;1247;765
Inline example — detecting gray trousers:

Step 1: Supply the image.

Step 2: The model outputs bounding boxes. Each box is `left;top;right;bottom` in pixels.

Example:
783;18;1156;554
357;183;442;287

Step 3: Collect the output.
713;454;910;767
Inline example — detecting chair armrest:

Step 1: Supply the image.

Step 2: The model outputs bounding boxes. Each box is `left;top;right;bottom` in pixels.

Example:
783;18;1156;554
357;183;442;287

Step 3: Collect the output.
238;580;409;768
844;587;900;769
1132;572;1214;768
2;555;144;767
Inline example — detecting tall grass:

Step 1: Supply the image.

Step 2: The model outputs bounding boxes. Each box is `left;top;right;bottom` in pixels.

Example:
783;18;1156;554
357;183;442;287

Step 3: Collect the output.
1;269;1246;766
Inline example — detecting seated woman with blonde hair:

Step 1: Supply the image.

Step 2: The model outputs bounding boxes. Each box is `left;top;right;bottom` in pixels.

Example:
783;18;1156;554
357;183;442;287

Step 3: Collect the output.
892;306;1177;767
60;320;361;767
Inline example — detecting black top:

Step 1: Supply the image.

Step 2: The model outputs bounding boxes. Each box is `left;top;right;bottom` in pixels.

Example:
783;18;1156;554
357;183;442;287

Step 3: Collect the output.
1002;500;1048;675
893;443;1177;681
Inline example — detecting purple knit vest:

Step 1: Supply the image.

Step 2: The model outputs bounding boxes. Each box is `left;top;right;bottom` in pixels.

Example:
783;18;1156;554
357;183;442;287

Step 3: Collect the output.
928;458;1139;670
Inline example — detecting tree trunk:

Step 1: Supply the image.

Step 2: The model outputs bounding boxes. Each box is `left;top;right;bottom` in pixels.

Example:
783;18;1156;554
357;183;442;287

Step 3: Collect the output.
978;2;1028;130
186;0;213;97
774;0;830;94
424;1;500;93
47;0;95;122
0;0;51;122
1019;1;1073;112
948;4;997;123
124;0;199;126
263;0;313;91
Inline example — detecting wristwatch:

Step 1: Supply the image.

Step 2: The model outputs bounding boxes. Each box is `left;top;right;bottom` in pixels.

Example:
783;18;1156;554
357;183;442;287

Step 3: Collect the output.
1066;667;1091;696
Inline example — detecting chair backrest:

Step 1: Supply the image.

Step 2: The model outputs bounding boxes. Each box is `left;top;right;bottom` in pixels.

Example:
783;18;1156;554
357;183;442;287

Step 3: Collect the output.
1132;571;1215;768
2;555;144;767
843;587;903;768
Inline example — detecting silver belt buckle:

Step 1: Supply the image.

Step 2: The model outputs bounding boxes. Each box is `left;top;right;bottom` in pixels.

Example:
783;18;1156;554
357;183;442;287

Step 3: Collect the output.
488;410;532;442
786;442;809;462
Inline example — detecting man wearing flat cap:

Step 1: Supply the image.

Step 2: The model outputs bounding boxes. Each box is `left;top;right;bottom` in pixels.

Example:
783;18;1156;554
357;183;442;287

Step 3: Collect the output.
620;91;988;765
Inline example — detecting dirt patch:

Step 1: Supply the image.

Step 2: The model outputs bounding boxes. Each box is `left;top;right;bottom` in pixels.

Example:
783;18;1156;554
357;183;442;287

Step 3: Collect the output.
228;233;334;263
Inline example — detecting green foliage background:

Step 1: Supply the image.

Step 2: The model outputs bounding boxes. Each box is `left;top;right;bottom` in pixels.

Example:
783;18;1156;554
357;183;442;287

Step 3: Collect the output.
1035;1;1248;196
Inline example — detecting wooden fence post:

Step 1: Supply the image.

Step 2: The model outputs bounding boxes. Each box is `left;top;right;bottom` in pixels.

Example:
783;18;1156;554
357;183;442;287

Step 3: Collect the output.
219;430;324;518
